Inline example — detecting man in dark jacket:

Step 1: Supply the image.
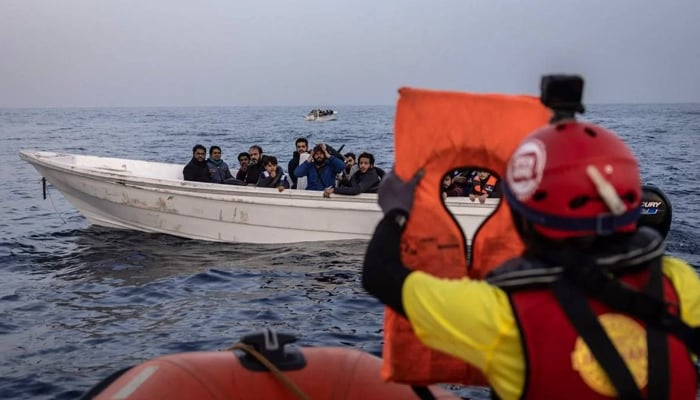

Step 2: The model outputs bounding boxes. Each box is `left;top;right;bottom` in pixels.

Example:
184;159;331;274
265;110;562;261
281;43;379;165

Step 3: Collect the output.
294;143;345;191
288;137;309;189
183;144;211;182
207;145;235;184
243;145;264;185
324;152;380;197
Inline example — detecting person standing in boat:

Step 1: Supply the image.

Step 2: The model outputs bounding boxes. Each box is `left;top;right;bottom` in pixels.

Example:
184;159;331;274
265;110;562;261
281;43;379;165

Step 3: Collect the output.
294;143;345;191
324;152;380;197
183;144;211;183
363;121;700;399
206;146;235;184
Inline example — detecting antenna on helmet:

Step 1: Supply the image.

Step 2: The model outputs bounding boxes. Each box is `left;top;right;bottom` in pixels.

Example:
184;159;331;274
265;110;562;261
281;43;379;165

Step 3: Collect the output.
540;75;586;123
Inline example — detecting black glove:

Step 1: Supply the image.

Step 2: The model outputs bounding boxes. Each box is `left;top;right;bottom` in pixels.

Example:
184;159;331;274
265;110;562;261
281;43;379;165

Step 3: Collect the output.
377;169;425;215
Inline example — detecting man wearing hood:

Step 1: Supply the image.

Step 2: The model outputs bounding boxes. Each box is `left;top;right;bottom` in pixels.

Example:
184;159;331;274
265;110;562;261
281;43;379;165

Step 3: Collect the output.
183;144;211;183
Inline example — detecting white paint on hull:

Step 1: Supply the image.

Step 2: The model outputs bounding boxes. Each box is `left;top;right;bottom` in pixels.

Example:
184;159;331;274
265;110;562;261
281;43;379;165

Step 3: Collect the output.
20;150;497;244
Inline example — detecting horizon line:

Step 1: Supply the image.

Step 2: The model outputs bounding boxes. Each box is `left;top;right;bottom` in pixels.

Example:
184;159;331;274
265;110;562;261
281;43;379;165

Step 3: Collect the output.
2;101;699;110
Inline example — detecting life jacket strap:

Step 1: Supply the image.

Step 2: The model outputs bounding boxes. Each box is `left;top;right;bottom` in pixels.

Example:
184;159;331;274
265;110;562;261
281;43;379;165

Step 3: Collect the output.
551;277;643;399
646;258;669;399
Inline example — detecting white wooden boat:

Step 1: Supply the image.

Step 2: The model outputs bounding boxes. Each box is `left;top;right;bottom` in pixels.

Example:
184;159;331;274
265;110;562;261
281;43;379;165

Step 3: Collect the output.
19;150;497;244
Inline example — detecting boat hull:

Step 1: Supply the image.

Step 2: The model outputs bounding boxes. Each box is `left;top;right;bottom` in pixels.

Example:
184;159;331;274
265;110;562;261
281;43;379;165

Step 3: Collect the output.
20;150;496;244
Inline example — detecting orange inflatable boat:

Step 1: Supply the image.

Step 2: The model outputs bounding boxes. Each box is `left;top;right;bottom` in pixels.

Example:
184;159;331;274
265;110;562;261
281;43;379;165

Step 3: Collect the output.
84;329;458;399
382;87;551;385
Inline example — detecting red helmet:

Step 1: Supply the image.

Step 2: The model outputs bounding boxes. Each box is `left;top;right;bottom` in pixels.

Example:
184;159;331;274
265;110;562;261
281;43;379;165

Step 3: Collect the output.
503;121;641;239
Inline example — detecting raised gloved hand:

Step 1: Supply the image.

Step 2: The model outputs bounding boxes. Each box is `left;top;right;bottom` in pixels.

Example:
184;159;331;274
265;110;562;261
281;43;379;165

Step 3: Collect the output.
377;169;425;215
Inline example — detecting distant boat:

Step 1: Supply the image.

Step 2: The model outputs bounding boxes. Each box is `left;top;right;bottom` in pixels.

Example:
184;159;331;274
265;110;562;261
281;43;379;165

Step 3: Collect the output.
304;109;338;121
19;150;497;244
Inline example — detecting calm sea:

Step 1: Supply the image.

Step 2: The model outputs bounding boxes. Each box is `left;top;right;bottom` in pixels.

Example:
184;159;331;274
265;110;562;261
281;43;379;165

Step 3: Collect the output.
1;104;698;399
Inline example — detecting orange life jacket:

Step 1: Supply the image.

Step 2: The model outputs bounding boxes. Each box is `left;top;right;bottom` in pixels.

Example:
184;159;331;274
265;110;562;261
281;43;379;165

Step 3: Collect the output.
471;174;498;195
384;87;550;385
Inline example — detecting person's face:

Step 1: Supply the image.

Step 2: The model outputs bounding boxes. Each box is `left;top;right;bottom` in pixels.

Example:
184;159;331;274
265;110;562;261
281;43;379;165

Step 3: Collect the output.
238;156;250;168
312;150;326;163
443;175;452;188
248;148;261;163
358;157;371;173
210;149;221;161
264;163;276;175
344;156;355;171
296;142;308;153
193;149;206;162
477;171;489;180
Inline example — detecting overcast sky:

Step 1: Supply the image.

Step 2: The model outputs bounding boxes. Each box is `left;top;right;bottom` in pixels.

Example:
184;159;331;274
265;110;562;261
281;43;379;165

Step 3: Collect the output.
1;0;698;107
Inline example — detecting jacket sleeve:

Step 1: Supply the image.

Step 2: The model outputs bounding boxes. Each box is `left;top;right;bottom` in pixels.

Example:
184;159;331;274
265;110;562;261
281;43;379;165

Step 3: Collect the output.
183;164;194;181
335;170;380;195
280;175;290;189
362;210;413;316
330;156;346;174
294;160;311;178
223;164;234;180
288;153;300;184
256;173;273;187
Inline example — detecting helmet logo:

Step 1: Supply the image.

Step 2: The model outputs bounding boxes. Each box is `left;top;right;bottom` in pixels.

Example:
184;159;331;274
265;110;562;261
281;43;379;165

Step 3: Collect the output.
507;139;546;201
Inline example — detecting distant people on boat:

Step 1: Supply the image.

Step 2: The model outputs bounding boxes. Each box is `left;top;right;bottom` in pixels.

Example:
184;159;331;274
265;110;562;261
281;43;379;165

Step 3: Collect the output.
294;143;345;191
243;145;264;185
288;137;310;190
450;168;472;195
324;152;380;197
363;121;700;399
256;156;290;192
441;173;466;199
183;144;211;183
235;152;251;182
206;146;236;184
468;170;501;203
308;109;335;117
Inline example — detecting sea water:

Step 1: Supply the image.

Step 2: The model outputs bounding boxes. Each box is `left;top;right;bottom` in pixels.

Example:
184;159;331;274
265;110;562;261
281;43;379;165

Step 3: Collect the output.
1;104;698;399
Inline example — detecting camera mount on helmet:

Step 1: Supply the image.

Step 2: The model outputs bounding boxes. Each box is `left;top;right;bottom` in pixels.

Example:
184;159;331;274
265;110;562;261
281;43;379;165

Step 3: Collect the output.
540;75;586;123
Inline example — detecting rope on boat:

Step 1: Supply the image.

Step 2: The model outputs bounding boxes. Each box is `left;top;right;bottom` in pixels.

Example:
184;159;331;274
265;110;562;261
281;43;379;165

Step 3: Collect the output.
42;178;67;224
224;342;310;400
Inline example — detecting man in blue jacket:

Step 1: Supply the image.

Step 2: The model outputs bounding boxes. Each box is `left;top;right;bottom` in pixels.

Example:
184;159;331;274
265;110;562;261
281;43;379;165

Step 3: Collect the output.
293;143;345;191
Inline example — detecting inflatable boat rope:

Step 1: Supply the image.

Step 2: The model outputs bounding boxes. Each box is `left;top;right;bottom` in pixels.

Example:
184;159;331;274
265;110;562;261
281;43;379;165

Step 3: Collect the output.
223;341;310;400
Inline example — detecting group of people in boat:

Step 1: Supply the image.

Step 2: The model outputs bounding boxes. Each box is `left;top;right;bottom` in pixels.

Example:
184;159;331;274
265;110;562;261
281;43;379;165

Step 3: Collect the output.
307;109;335;117
443;168;501;203
182;138;386;196
183;137;503;203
